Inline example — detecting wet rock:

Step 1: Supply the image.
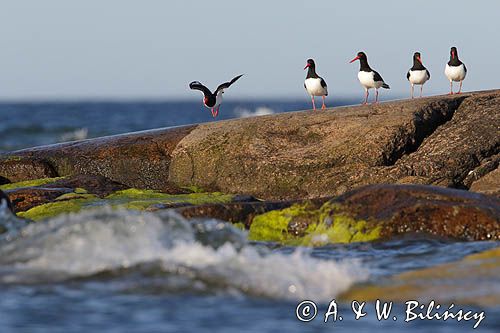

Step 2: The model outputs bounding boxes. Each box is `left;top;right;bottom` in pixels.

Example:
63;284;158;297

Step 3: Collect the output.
470;167;500;197
333;184;500;241
248;184;500;245
5;187;74;212
340;246;500;308
44;174;129;198
176;201;301;228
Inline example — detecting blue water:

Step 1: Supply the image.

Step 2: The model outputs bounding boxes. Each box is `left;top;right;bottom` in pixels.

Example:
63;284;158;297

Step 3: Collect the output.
0;99;360;152
0;100;499;332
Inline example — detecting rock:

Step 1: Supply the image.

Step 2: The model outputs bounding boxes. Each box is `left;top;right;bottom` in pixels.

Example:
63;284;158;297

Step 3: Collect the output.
0;90;498;200
0;157;57;183
43;174;129;197
470;167;500;197
0;125;197;192
175;200;321;228
0;190;13;213
340;246;500;308
248;184;500;245
5;187;74;212
333;184;500;241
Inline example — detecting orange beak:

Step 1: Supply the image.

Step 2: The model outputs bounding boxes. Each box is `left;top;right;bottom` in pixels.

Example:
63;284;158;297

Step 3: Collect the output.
304;63;310;70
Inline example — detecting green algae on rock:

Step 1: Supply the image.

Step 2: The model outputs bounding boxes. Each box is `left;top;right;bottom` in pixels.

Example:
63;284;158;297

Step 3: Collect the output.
0;177;65;191
19;188;237;221
248;201;381;245
17;197;100;221
105;188;235;210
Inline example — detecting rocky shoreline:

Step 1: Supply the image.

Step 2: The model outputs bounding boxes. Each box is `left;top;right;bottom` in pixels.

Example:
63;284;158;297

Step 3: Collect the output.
1;90;499;244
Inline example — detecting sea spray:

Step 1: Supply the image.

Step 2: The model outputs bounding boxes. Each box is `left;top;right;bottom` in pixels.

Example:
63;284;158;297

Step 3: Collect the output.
0;207;368;301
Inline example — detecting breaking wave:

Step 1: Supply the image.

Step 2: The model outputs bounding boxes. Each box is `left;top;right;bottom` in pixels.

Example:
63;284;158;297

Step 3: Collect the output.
235;106;275;118
0;207;368;301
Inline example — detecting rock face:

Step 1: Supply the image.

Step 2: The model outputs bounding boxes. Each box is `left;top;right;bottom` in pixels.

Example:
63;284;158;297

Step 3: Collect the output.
332;184;500;241
1;90;498;200
248;184;500;244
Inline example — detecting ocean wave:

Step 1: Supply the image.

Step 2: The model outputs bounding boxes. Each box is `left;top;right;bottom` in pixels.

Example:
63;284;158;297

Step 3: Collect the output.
0;207;368;301
59;127;88;142
235;106;275;118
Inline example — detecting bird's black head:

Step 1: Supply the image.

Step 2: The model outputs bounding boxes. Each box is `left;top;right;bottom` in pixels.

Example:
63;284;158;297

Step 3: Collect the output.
413;52;422;63
304;58;316;70
350;51;367;63
450;47;458;60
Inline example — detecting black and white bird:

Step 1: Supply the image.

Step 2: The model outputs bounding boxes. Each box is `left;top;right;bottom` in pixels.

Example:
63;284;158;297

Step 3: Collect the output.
445;47;467;94
349;52;390;104
304;59;328;110
189;74;243;118
407;52;430;98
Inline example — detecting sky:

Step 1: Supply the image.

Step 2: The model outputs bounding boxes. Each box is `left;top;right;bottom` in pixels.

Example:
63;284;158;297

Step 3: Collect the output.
0;0;498;100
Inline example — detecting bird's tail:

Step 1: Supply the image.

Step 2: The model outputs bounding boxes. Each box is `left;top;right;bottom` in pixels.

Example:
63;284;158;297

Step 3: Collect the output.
382;83;390;89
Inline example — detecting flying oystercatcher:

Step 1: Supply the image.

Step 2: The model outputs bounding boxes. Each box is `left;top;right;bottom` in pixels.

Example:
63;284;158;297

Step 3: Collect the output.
407;52;430;98
445;47;467;94
189;74;243;118
304;59;328;110
349;52;390;104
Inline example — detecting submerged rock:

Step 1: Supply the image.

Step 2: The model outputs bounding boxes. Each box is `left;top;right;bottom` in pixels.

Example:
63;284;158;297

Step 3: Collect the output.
340;246;500;308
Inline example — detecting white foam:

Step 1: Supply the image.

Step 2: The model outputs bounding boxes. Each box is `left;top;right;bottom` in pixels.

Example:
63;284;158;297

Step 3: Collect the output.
235;106;275;118
0;207;368;301
59;128;88;142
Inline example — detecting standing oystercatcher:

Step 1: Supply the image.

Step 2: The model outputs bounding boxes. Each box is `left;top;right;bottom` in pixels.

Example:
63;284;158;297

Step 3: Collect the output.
189;74;243;118
407;52;430;98
445;47;467;94
349;52;390;104
304;59;328;110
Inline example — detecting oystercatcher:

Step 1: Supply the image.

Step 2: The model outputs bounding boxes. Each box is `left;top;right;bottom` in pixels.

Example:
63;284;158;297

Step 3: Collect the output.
189;74;243;118
304;59;328;110
349;52;390;104
407;52;430;98
445;47;467;94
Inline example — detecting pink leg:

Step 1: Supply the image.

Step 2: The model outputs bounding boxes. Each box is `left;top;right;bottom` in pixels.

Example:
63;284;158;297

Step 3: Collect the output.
449;81;454;95
215;106;220;117
321;96;326;110
458;81;463;94
373;89;379;104
420;85;423;98
211;108;216;118
362;90;369;105
411;84;414;99
311;96;316;110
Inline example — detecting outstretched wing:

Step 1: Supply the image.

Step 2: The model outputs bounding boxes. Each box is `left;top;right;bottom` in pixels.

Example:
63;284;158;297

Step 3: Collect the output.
215;74;243;94
189;81;212;97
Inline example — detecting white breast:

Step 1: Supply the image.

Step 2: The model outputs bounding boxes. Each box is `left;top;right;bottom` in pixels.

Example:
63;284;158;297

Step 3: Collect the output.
445;64;466;82
357;71;383;89
304;78;328;96
408;70;429;85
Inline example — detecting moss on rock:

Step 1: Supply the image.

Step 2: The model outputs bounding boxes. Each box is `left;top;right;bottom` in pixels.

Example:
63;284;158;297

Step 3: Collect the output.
17;197;99;220
0;177;65;191
248;201;381;246
18;188;236;221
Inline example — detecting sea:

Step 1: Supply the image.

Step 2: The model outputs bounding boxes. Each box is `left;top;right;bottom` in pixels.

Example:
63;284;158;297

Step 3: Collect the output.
0;99;499;332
